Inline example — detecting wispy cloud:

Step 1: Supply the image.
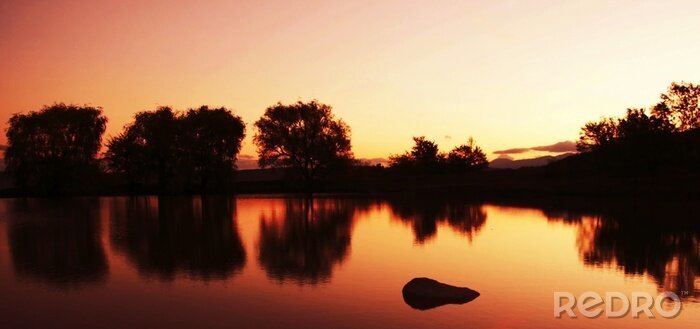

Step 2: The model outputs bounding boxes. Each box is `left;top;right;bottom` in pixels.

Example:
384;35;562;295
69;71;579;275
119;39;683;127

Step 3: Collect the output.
493;147;530;155
531;141;576;153
493;141;576;155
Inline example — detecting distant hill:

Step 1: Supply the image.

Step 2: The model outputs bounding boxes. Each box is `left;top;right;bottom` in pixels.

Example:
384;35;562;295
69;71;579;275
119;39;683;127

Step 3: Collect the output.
489;153;575;169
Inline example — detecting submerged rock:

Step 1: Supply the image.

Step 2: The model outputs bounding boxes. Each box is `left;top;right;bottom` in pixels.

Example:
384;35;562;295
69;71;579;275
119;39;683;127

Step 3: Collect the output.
402;277;480;310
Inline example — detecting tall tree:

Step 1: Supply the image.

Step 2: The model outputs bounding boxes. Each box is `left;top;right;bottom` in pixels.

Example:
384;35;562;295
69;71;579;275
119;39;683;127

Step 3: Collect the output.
576;117;618;152
106;107;180;190
409;136;442;167
106;106;246;192
5;103;107;193
181;106;246;190
447;138;488;170
253;101;353;184
389;136;488;172
616;108;672;141
653;81;700;131
577;108;674;153
389;136;445;171
104;129;144;189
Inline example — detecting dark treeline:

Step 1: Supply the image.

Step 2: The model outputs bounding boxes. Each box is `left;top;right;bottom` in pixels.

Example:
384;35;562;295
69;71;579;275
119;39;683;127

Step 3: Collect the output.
569;81;700;174
254;100;354;188
336;81;700;198
4;81;700;197
2;99;488;195
5;104;106;194
388;136;488;173
2;101;357;194
105;106;245;193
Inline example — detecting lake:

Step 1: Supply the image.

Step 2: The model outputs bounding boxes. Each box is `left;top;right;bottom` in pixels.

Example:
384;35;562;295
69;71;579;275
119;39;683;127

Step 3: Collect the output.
1;195;698;328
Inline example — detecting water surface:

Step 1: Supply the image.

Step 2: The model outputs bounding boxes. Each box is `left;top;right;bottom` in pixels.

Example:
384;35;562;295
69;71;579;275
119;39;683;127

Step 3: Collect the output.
1;196;698;328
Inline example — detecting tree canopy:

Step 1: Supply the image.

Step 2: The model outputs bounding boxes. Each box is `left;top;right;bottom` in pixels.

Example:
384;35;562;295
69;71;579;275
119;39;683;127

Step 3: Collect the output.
654;81;700;131
576;82;699;152
447;138;489;170
389;136;488;172
106;106;245;192
181;106;246;190
253;100;353;183
575;82;700;173
5;103;107;193
106;107;179;190
576;117;620;152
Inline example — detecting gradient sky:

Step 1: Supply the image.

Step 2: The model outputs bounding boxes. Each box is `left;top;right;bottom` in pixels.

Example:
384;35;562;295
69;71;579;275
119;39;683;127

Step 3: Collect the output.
2;0;700;162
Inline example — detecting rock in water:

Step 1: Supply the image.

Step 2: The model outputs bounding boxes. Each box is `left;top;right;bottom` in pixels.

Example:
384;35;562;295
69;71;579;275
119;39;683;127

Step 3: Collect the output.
402;277;480;310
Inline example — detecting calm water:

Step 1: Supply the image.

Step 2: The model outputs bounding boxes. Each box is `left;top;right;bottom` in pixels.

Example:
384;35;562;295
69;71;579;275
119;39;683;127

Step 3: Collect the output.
0;196;699;328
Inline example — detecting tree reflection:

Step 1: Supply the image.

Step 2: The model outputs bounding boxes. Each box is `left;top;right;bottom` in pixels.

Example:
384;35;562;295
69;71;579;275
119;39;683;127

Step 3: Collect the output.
7;198;107;288
387;198;487;244
110;196;246;281
544;202;700;301
257;198;368;285
581;217;699;300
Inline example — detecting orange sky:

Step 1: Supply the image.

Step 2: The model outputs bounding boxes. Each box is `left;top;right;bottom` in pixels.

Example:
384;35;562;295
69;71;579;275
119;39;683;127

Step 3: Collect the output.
2;0;700;161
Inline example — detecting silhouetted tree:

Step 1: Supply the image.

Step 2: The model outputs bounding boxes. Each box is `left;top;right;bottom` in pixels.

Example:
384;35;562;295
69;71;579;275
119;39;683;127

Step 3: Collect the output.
386;153;412;168
5;103;107;193
181;106;246;191
616;108;672;141
104;129;144;189
572;82;700;174
653;81;700;131
389;136;445;171
253;101;353;185
576;117;618;152
575;108;678;172
410;136;443;166
389;136;488;173
106;106;245;192
106;107;180;191
447;138;488;170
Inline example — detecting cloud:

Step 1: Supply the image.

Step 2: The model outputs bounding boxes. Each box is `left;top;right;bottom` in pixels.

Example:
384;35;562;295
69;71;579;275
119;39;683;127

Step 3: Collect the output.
531;141;577;153
493;141;576;155
493;147;530;155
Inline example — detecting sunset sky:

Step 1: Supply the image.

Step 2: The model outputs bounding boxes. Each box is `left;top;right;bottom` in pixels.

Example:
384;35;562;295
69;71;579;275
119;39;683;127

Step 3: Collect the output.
2;0;700;164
